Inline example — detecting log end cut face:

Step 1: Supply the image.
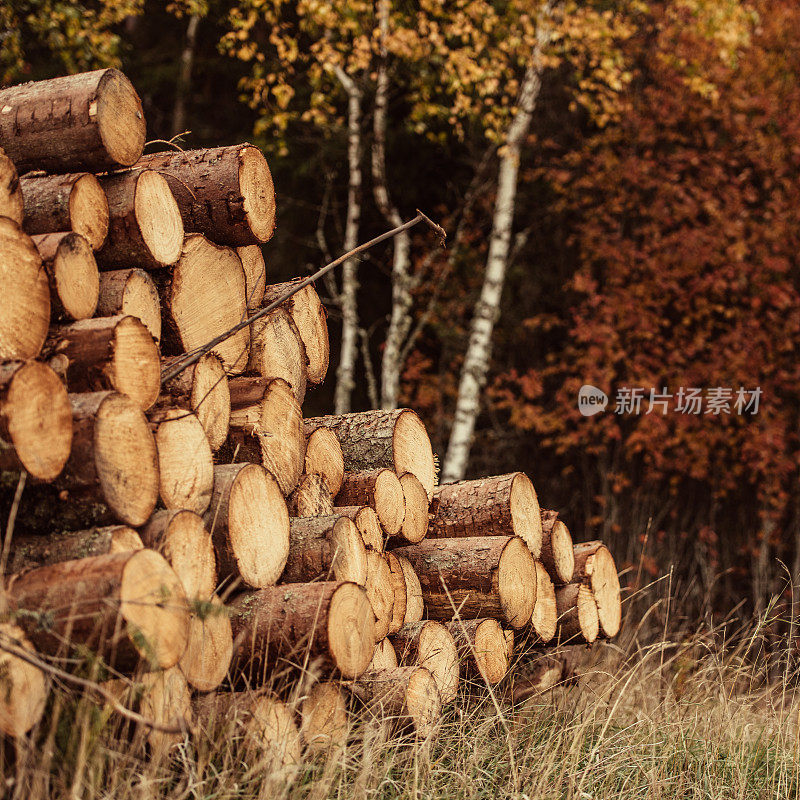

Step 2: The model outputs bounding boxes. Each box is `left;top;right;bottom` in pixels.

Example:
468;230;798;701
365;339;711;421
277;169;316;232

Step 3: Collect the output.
365;551;394;641
473;619;509;684
497;536;537;629
120;268;161;344
301;681;348;753
550;521;575;585
393;410;436;501
405;666;441;738
574;584;600;643
0;153;23;225
52;233;99;320
305;427;344;497
368;637;398;671
111;315;161;410
327;582;375;678
374;468;404;537
399;472;429;544
397;554;424;625
140;667;192;754
417;621;459;704
238;145;276;243
93;392;159;526
330;517;368;585
509;473;543;559
249;694;303;768
179;595;233;692
6;361;73;480
96;68;146;167
70;174;109;250
120;549;190;669
0;623;47;738
531;561;557;643
134;170;184;267
190;352;231;451
158;509;217;601
588;546;622;638
290;284;329;385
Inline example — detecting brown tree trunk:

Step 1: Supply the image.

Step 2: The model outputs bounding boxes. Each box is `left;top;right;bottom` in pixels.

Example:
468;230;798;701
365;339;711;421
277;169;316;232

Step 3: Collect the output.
134;144;275;245
335;468;404;538
444;618;509;685
98;268;161;344
246;308;307;404
21;172;109;249
303;423;344;497
555;583;599;644
237;245;267;312
0;149;23;225
179;594;233;693
0;623;48;738
571;542;622;638
540;510;575;585
229;580;375;679
288;473;334;518
0;69;146;173
300;680;349;753
390;621;459;704
306;409;435;500
337;505;384;553
7;549;189;671
391;536;537;629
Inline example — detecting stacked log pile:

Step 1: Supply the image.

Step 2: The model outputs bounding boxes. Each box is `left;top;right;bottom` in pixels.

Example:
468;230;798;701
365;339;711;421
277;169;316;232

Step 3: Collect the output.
0;68;623;761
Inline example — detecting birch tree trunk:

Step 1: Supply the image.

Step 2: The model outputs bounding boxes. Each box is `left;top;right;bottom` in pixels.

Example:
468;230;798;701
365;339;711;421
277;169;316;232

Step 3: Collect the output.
333;68;363;414
172;14;201;138
441;17;551;483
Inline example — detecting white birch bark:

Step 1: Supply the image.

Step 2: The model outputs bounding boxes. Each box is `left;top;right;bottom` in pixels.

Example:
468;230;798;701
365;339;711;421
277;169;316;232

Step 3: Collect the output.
441;19;551;483
171;14;201;138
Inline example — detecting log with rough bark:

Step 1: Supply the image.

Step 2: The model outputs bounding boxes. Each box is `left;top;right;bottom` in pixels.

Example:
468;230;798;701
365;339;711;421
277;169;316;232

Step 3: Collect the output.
7;549;189;671
162;352;230;451
335;468;404;538
230;581;375;680
0;623;48;738
307;409;435;500
263;281;328;385
395;553;424;626
390;621;459;704
444;619;509;685
303;423;344;497
179;594;233;693
300;681;348;753
96;170;184;270
97;268;161;344
0;360;72;481
149;408;214;514
161;234;249;375
205;463;289;589
392;536;537;629
336;506;384;553
555;583;599;644
529;561;557;644
572;541;622;638
347;667;440;737
140;510;216;601
0;149;23;225
139;667;193;754
385;552;408;635
288;473;334;518
134;144;276;245
0;217;50;360
430;473;542;558
396;472;429;544
32;232;99;320
0;69;146;173
540;510;575;585
46;315;160;410
7;525;142;574
365;551;394;641
226;378;304;496
238;245;267;312
368;637;399;671
281;514;367;585
21;172;109;249
247;308;307;403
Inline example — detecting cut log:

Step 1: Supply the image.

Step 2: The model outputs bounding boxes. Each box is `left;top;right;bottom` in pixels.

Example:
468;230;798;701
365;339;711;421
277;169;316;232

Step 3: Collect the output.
230;581;375;679
96;170;184;270
288;473;334;518
162;352;230;451
444;619;509;685
335;469;404;538
430;473;542;558
300;681;348;753
368;638;398;671
540;510;575;585
149;408;214;514
0;69;146;173
134;144;275;245
0;360;72;480
511;654;577;703
336;506;384;553
20;172;109;249
571;542;622;638
206;463;289;589
226;378;304;495
395;554;424;625
347;667;440;737
307;409;435;499
303;424;344;496
555;583;599;644
238;245;267;312
0;217;50;360
140;510;216;600
385;552;408;634
7;549;189;671
46;315;160;410
390;621;459;704
97;268;161;344
396;472;429;544
281;515;367;585
365;551;394;641
0;149;23;225
179;594;233;693
32;232;99;320
140;666;193;755
392;536;537;629
0;623;48;738
263;281;328;385
529;561;557;644
7;525;142;573
59;391;159;527
247;308;307;403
